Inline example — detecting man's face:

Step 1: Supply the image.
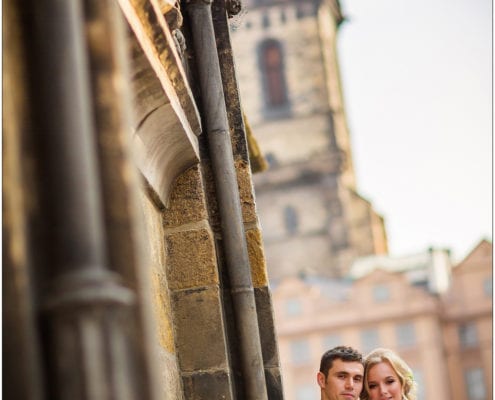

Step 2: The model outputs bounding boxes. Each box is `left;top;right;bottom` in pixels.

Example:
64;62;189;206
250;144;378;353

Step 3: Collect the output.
317;358;364;400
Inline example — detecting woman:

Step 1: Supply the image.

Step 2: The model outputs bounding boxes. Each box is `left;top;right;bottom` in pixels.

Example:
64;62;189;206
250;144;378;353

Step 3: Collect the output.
361;348;417;400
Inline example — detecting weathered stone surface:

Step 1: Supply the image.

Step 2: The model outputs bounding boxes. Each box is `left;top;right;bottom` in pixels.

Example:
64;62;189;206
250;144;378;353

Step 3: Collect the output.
199;162;222;233
3;6;43;394
246;228;268;288
120;0;201;208
141;193;167;264
264;366;284;400
120;0;201;134
235;160;257;224
212;0;250;166
172;287;229;371
155;345;184;400
165;228;219;290
133;99;199;208
182;370;233;400
150;270;175;352
255;287;280;366
163;166;209;228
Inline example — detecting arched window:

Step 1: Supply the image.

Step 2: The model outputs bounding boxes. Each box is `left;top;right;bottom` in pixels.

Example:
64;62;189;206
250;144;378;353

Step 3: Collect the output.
259;39;290;114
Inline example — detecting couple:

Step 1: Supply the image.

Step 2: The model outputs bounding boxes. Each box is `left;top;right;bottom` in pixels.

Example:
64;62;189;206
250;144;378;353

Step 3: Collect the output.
317;346;416;400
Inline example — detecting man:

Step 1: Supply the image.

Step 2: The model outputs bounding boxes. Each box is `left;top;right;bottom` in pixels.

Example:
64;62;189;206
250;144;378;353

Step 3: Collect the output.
317;346;364;400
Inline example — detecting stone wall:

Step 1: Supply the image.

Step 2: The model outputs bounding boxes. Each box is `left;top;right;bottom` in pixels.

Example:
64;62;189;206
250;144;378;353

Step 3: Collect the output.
3;0;283;398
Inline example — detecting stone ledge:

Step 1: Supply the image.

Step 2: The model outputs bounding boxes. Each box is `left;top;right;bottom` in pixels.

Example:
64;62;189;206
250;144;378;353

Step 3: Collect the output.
119;0;202;207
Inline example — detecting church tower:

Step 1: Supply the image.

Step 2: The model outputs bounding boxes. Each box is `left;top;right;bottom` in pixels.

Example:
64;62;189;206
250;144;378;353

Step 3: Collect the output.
231;0;388;279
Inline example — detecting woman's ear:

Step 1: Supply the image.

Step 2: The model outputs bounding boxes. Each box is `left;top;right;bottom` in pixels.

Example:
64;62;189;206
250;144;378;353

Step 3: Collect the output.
317;371;326;388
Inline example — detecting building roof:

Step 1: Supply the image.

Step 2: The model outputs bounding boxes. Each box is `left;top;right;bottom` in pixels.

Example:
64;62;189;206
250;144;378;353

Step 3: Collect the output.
454;238;492;272
349;251;431;279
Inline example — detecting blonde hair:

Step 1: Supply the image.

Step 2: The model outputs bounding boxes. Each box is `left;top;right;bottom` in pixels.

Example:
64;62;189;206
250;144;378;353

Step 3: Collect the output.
361;348;417;400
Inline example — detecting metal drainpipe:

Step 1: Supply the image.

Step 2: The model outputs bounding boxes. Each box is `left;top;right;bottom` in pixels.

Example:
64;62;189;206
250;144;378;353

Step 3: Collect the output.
185;2;269;399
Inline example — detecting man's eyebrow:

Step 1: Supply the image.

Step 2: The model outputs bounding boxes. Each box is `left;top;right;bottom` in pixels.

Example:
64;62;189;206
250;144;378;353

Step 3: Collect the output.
332;371;363;377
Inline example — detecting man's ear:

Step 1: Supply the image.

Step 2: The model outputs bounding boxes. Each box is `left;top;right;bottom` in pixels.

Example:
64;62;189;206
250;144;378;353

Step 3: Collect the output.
317;371;326;389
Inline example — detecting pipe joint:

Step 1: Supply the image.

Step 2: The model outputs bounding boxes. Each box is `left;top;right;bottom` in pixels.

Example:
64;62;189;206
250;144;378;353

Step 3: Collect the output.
231;286;254;295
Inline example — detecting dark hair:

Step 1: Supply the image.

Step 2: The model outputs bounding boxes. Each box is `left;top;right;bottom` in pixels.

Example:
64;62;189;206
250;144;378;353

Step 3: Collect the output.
319;346;363;377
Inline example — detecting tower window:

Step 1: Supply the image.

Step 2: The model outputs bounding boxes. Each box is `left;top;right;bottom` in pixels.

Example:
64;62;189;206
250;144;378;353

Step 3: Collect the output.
265;152;278;168
284;205;299;235
258;39;290;116
296;5;304;19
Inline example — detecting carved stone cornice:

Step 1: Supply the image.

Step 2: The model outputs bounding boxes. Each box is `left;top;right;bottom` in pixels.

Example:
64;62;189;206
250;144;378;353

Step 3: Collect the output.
118;0;201;207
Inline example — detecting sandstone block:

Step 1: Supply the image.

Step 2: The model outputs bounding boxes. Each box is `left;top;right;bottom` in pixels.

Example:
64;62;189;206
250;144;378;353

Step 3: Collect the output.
166;228;219;290
172;287;229;371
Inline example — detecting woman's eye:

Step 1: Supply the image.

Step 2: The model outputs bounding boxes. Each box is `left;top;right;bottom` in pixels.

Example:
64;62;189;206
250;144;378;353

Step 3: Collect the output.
368;384;377;389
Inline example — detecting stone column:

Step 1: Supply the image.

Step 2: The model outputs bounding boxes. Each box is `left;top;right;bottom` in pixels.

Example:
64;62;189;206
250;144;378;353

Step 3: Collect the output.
13;0;161;398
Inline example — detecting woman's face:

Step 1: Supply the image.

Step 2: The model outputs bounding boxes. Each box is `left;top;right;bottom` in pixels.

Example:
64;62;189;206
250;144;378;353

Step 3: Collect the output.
366;361;403;400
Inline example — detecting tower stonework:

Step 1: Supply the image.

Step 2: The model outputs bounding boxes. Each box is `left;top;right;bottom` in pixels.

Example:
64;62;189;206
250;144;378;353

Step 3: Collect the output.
231;0;388;279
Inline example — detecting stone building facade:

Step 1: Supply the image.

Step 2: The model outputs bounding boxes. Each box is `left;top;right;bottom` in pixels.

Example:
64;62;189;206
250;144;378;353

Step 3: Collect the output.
3;0;283;399
230;0;388;280
271;240;493;400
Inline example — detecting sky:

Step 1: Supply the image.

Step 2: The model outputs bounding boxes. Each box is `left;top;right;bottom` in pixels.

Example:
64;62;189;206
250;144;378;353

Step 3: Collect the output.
337;0;492;262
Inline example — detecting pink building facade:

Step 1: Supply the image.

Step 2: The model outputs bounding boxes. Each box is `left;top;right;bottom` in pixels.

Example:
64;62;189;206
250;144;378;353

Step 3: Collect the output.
272;240;492;400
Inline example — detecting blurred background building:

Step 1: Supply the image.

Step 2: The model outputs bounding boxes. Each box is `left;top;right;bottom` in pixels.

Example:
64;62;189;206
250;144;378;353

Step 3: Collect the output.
272;240;492;400
230;0;493;399
230;0;387;280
